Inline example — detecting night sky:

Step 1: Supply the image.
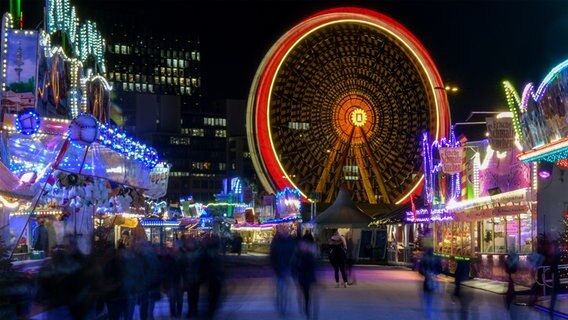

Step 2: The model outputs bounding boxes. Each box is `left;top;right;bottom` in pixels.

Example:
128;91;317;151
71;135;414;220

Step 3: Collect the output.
8;0;568;140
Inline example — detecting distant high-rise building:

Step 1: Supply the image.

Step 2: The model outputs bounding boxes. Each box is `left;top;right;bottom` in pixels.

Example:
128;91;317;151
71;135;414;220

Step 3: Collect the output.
211;99;255;182
101;23;226;202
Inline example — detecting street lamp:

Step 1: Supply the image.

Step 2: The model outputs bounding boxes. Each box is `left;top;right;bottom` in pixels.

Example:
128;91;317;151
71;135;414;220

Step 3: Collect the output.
435;83;460;125
444;85;459;94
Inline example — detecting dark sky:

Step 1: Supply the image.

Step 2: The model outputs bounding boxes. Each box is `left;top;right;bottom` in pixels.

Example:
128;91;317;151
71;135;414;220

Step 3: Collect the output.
9;0;568;140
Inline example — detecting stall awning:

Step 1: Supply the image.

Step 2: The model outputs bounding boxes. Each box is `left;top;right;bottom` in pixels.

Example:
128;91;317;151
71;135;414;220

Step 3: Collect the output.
369;202;409;227
310;185;372;228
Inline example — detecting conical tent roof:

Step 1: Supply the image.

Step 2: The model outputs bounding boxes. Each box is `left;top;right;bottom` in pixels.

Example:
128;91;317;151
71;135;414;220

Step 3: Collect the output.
312;185;372;228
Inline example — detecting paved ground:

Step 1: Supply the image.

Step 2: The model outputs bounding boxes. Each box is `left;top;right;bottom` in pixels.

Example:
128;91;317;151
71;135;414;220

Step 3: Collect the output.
30;254;563;320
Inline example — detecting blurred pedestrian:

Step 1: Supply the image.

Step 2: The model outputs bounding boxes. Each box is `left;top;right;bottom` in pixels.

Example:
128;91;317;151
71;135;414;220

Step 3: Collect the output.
294;230;318;319
453;259;473;320
453;259;470;299
32;216;49;255
328;230;348;288
527;250;544;306
180;236;202;319
419;247;440;320
504;249;519;311
345;231;356;285
269;226;298;315
201;233;224;320
549;242;561;319
136;241;161;320
160;245;184;319
232;232;243;255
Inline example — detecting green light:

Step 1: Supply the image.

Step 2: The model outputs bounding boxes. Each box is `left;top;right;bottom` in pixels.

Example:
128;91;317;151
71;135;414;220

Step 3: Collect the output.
503;81;523;142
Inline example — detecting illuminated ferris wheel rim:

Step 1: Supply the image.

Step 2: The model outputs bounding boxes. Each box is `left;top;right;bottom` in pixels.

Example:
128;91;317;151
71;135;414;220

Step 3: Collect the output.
247;7;450;203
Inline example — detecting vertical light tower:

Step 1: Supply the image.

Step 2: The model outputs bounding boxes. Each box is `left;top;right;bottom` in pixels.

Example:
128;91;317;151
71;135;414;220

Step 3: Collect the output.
9;0;20;29
14;41;24;82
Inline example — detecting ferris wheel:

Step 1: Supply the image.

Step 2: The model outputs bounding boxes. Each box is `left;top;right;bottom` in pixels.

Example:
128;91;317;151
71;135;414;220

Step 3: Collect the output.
246;7;450;205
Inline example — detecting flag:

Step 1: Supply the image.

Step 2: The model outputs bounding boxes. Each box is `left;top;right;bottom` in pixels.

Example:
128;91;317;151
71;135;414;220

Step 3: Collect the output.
410;194;416;222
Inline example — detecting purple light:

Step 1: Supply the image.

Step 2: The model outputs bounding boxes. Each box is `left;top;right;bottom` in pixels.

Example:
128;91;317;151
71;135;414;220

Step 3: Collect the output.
539;170;551;179
539;161;553;179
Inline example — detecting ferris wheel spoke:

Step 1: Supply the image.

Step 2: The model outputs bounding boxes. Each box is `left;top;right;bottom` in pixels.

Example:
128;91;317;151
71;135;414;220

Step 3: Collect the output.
324;127;355;203
361;128;392;204
353;142;376;204
315;138;342;195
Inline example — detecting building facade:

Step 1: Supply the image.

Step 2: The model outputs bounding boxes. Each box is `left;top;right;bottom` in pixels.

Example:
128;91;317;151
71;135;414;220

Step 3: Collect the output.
101;23;226;202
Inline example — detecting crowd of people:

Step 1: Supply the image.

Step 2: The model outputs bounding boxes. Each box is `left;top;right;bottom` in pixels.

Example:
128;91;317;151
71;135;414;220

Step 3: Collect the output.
31;232;226;320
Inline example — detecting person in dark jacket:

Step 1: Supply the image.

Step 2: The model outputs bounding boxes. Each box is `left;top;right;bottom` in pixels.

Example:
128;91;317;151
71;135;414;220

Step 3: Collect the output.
294;230;318;318
32;217;49;255
419;247;440;320
159;246;184;318
328;230;348;288
269;227;298;315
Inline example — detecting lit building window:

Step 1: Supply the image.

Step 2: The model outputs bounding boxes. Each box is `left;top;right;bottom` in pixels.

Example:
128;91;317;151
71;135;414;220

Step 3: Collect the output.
288;122;310;130
191;128;204;137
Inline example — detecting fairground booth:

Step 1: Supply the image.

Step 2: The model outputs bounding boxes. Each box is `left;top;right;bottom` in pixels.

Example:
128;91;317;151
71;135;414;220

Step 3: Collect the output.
414;124;536;286
0;0;162;264
506;59;568;287
231;187;302;253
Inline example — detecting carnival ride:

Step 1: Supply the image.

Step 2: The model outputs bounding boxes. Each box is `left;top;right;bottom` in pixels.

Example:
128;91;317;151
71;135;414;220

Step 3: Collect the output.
0;0;161;256
246;7;450;205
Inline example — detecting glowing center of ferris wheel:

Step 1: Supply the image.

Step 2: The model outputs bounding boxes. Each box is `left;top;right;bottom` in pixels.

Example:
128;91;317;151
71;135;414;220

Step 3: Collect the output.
351;108;367;127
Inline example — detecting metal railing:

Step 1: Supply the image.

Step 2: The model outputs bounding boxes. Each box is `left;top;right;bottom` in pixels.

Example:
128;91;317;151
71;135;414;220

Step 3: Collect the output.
535;264;568;296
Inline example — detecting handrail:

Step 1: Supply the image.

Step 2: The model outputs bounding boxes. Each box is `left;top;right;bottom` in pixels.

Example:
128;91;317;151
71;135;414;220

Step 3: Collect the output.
535;264;568;296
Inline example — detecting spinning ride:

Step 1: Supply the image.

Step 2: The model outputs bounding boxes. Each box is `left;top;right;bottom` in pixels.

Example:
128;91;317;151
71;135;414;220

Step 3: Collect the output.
247;7;450;204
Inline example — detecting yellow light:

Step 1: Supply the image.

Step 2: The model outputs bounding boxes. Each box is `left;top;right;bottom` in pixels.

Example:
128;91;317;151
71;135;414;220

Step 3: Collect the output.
0;195;20;209
350;108;367;127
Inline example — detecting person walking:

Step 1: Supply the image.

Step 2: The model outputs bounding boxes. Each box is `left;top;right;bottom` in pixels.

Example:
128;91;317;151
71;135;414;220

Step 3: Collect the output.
549;242;561;319
504;249;519;311
269;226;298;316
328;230;348;288
345;231;356;285
294;230;318;319
419;247;440;320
